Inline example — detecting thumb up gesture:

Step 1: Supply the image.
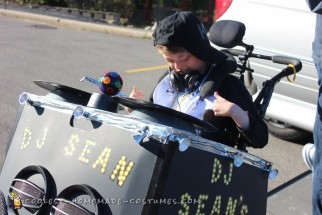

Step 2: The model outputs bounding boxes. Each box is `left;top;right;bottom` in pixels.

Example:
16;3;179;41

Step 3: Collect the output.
213;91;250;129
129;85;144;100
213;91;235;117
126;85;144;113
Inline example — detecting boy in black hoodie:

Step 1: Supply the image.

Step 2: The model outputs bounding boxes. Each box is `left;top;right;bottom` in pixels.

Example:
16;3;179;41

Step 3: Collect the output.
129;11;268;149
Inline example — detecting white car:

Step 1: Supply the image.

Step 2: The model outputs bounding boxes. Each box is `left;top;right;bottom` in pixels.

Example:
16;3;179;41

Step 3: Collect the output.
214;0;317;141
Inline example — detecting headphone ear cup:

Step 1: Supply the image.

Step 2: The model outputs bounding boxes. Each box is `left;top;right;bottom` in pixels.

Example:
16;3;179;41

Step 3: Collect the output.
169;70;185;92
184;70;201;91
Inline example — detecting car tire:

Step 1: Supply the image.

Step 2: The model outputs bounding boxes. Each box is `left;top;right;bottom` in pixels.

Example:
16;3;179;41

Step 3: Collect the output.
265;118;312;142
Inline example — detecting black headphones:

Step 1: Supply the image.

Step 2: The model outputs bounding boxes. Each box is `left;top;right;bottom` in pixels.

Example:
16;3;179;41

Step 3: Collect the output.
8;165;56;214
169;66;210;92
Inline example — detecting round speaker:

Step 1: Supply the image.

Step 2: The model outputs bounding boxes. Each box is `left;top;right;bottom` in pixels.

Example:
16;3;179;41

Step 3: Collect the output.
8;165;56;214
50;184;111;215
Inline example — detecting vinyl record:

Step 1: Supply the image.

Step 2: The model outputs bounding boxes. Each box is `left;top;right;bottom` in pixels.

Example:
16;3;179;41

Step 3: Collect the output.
34;80;92;106
113;96;218;132
34;80;90;95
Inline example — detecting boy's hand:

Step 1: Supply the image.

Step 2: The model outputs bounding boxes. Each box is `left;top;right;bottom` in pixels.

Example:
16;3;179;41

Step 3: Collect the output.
129;85;144;100
213;91;249;129
213;91;235;117
126;86;144;113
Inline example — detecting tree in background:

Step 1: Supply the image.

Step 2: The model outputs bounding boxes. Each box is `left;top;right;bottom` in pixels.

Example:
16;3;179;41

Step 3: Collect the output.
12;0;214;27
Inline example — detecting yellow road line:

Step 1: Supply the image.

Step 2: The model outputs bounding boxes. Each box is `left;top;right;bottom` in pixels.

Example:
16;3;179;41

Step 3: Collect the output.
125;65;168;73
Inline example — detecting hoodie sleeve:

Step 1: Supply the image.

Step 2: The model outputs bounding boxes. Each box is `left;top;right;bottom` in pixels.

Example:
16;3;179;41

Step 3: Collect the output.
219;75;269;149
237;112;269;148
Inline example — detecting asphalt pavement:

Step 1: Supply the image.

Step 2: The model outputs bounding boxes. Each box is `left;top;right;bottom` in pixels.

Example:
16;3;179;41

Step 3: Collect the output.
0;4;313;214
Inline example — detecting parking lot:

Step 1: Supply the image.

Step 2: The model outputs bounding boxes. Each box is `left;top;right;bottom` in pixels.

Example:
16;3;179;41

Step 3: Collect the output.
0;5;314;214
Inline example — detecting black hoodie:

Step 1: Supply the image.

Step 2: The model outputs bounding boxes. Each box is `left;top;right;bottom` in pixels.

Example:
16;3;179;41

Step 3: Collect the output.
150;55;269;149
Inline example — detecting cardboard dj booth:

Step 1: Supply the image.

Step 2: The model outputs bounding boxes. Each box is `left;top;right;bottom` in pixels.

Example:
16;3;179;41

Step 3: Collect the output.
0;83;276;215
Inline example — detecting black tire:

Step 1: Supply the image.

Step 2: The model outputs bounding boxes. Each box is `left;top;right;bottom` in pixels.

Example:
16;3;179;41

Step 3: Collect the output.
265;118;312;142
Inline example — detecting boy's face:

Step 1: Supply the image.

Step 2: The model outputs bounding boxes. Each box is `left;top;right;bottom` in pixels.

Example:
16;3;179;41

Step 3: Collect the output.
162;51;206;74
